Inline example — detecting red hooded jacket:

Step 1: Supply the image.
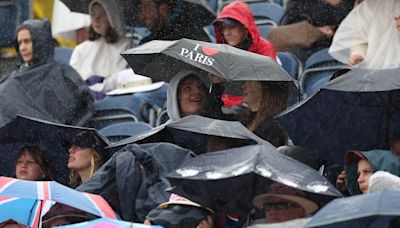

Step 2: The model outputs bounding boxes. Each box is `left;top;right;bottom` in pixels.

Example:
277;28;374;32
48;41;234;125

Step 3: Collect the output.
214;1;277;60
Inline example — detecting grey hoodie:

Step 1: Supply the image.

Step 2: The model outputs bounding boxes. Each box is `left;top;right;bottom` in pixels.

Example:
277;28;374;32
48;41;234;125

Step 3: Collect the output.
166;71;202;121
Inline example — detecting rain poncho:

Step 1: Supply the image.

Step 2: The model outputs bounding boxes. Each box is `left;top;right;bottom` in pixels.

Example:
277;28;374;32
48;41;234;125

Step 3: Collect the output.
0;19;94;127
329;0;400;69
77;143;195;222
345;150;400;195
70;0;131;92
214;1;277;60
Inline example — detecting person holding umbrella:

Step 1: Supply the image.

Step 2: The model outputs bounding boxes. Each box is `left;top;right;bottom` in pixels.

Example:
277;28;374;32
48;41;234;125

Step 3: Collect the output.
64;131;109;188
70;0;131;98
14;146;54;181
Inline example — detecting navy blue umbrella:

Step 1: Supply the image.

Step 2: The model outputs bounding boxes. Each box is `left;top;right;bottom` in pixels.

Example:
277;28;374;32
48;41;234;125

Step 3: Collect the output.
305;189;400;228
166;144;342;215
0;115;110;184
278;68;400;165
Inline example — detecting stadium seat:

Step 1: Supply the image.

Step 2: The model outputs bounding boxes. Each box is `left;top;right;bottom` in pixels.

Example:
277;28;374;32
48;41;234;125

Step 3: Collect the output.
257;23;274;38
277;52;302;80
248;2;284;25
99;121;152;143
54;47;73;64
299;48;345;98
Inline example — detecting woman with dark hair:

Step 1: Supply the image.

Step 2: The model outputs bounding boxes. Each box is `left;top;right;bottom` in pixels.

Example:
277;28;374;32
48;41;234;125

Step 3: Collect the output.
239;81;289;146
15;146;54;181
70;0;131;96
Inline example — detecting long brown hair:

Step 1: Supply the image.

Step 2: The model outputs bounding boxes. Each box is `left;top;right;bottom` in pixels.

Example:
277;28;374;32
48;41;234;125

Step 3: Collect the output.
69;148;103;188
241;81;289;131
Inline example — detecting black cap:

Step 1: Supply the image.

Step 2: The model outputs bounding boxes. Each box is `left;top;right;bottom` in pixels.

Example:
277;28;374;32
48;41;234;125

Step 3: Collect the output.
62;130;108;158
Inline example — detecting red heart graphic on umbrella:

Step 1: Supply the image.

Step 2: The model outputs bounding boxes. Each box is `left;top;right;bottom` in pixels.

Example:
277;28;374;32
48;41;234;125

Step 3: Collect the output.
202;46;219;56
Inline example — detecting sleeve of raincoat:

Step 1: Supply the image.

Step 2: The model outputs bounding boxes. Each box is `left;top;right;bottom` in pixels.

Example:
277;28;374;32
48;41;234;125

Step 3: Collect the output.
328;1;373;64
254;118;287;147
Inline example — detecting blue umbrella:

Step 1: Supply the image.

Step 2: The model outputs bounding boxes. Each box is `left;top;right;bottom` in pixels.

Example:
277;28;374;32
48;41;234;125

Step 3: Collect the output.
305;189;400;228
0;115;110;184
0;197;42;226
55;217;161;228
277;68;400;165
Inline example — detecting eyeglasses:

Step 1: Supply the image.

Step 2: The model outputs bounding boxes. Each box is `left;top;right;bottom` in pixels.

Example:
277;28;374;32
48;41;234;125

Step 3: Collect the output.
263;202;301;211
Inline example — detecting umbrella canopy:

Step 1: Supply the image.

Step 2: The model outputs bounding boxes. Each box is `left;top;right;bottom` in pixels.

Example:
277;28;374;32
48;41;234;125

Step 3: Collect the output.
0;197;42;227
305;189;400;228
121;38;297;87
60;0;215;27
166;144;342;215
0;115;111;184
277;68;400;165
0;176;117;221
108;115;268;154
55;218;161;228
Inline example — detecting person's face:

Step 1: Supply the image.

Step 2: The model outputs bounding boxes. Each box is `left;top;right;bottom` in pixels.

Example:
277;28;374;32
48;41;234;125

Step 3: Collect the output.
264;197;306;223
241;81;262;111
15;151;44;180
67;145;93;171
391;139;400;155
90;3;110;36
357;159;373;193
221;23;248;47
17;29;33;63
178;76;207;117
140;0;162;30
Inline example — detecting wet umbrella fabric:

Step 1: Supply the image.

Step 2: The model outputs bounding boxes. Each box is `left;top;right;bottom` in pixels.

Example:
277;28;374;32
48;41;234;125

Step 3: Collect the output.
121;39;296;85
0;197;42;227
277;68;400;165
0;177;117;221
108;115;268;155
60;0;215;28
166;144;342;215
55;218;161;228
0;115;110;184
305;189;400;228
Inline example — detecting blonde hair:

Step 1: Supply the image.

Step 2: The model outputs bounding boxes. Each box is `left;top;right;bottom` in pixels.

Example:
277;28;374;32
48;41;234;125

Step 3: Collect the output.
242;81;289;131
69;149;103;188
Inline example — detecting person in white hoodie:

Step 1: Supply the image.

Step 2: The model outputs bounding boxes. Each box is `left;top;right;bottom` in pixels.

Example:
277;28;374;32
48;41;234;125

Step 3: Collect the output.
70;0;131;98
329;0;400;68
166;71;208;121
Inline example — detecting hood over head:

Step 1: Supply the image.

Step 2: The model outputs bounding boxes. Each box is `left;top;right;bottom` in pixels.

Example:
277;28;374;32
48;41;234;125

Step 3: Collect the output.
167;71;204;121
15;19;54;66
344;150;400;195
214;1;260;49
89;0;126;37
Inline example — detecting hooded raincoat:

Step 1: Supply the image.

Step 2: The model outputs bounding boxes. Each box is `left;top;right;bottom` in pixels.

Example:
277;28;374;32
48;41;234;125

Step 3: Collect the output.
214;1;277;60
345;150;400;195
0;19;93;127
166;71;207;121
70;0;131;92
329;0;400;69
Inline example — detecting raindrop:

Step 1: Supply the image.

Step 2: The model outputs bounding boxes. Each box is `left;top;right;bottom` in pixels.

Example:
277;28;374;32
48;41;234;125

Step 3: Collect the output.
255;165;272;177
176;168;199;177
206;171;224;179
306;183;329;193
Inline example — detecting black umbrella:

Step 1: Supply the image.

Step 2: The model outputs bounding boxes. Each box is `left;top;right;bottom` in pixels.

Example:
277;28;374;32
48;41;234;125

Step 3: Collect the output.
166;144;342;215
277;67;400;166
108;115;268;155
0;115;111;184
121;39;297;91
60;0;215;27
